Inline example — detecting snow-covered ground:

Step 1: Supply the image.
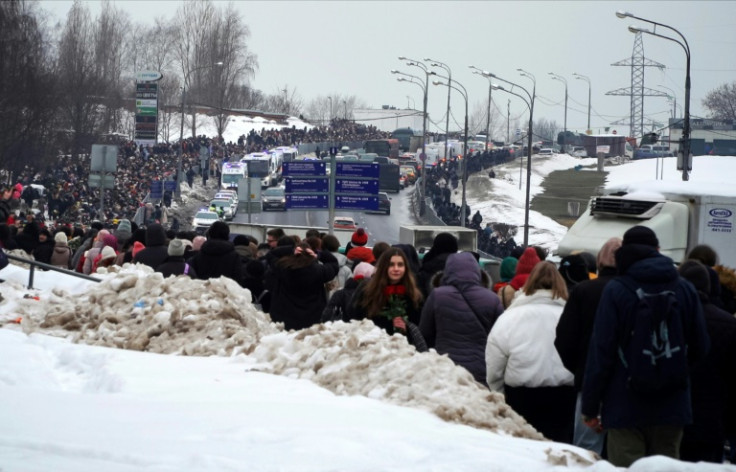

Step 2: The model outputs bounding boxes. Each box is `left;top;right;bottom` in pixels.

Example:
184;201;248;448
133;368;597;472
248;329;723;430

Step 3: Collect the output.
1;155;734;471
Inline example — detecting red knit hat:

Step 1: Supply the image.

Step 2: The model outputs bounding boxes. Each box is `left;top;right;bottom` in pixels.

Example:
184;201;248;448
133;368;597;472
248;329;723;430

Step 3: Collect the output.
351;228;368;246
515;247;541;276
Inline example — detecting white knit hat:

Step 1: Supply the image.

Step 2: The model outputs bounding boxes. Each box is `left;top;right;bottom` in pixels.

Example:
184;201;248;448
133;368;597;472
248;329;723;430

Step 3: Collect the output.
54;232;68;244
100;246;117;261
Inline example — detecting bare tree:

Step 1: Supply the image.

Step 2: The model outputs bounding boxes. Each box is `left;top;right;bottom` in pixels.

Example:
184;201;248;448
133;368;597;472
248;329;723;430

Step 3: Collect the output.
703;81;736;120
56;0;104;156
0;0;57;175
533;118;559;143
93;0;130;133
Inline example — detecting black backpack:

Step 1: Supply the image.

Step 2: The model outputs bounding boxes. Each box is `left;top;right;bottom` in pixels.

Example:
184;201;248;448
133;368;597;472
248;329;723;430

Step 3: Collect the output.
617;276;689;396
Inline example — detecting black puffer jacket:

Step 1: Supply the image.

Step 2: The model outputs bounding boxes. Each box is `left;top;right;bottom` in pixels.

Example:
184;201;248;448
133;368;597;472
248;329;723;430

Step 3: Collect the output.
133;224;169;269
266;249;338;331
555;266;617;391
189;239;242;282
418;252;504;384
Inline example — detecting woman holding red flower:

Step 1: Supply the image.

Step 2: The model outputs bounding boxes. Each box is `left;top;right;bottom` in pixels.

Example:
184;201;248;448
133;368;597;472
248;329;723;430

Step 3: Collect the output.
348;248;424;346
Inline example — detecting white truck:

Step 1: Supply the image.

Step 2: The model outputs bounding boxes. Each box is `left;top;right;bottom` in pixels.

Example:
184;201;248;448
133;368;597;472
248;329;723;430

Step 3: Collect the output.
557;180;736;267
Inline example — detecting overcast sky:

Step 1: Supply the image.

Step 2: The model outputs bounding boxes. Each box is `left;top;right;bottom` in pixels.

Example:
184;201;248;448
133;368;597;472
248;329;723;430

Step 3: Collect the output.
41;1;736;137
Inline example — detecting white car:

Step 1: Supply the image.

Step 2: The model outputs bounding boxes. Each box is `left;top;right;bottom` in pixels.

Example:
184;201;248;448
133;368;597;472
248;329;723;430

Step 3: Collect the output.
571;146;588;158
538;148;555;156
192;209;222;234
210;198;236;220
214;190;238;205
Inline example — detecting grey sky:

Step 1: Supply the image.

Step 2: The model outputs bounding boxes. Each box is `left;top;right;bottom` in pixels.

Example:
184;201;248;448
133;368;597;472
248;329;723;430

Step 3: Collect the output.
42;1;736;137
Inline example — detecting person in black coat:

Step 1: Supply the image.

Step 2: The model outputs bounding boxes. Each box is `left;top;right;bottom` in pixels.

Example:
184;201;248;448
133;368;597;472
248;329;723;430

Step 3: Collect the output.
133;223;169;270
555;237;622;456
156;239;197;278
266;243;338;331
188;221;242;282
32;228;55;265
678;260;736;464
416;232;458;298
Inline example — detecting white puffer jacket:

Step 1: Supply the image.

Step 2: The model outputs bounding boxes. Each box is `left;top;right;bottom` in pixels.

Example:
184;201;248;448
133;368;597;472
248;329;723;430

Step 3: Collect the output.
485;289;574;392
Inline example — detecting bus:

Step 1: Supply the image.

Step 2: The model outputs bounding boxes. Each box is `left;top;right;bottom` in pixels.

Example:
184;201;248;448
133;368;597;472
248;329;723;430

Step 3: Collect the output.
364;139;399;159
391;128;422;152
240;151;282;188
221;162;247;190
274;146;298;162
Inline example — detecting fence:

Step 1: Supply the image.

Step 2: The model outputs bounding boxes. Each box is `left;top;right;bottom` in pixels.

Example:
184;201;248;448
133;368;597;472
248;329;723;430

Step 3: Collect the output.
4;252;101;289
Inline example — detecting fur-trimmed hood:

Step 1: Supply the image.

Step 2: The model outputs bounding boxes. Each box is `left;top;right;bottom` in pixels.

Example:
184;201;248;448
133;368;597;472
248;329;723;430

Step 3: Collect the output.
715;264;736;293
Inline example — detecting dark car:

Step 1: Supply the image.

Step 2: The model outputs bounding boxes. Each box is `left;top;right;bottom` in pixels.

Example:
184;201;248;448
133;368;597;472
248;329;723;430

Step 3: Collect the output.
377;192;391;215
262;187;286;211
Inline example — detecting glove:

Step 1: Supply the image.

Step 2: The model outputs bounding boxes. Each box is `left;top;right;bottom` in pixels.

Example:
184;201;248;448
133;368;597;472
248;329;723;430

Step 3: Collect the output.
582;415;604;433
392;316;407;332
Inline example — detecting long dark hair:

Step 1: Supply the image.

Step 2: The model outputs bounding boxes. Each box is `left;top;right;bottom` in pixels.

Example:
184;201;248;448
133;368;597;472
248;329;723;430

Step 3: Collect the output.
359;248;422;317
276;243;316;270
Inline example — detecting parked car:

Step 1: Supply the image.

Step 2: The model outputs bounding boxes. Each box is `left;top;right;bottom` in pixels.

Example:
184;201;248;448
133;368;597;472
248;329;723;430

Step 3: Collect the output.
571;146;588;158
633;145;674;160
400;165;417;184
333;216;357;230
537;148;555;156
262;186;286;211
192;208;222;234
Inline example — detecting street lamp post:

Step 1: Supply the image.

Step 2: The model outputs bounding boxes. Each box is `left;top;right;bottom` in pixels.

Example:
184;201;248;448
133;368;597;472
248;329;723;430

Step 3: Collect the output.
482;70;535;247
397;57;432;215
426;58;452;161
549;72;568;142
393;65;429;215
573;73;591;132
432;78;469;227
469;65;493;152
176;61;223;199
617;10;691;181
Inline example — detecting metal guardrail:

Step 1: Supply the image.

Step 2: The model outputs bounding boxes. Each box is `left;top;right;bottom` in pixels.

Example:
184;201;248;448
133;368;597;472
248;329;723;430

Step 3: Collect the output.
4;252;101;289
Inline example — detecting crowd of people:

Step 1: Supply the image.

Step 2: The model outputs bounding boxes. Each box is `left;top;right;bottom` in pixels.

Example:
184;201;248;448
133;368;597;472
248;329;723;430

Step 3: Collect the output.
2;192;735;467
3;119;392;227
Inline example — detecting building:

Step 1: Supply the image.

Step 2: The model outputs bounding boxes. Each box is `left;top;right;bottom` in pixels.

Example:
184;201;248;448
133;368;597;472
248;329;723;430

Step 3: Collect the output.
669;118;736;156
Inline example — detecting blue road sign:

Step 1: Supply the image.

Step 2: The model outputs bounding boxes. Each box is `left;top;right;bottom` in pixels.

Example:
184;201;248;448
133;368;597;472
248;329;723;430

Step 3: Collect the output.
335;195;379;211
335;179;379;194
150;180;163;199
163;180;177;192
336;162;380;178
286;194;329;210
285;177;329;193
283;161;326;176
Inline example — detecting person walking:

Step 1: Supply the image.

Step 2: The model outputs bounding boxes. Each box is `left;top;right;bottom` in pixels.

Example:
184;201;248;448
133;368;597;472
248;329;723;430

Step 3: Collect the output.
554;237;622;456
188;221;241;282
581;226;710;467
49;231;73;270
420;252;504;385
486;261;575;443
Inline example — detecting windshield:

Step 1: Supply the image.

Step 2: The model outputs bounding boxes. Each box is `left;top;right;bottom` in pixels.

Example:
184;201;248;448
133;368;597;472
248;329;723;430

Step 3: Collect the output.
264;188;284;196
196;212;217;220
211;200;229;207
222;174;242;184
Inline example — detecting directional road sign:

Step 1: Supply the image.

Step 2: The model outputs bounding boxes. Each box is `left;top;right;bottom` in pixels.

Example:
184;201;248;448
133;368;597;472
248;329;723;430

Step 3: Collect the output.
150;180;163;199
335;179;379;194
335;162;380;178
335;195;379;211
283;161;326;176
285;177;329;193
286;194;329;210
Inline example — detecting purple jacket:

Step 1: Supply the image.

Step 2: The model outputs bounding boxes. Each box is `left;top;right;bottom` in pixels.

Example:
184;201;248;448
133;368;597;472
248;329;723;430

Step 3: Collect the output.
419;252;504;385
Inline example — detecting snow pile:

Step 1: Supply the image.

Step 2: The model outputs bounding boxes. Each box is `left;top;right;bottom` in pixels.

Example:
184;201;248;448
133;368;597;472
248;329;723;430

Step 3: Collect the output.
7;264;544;440
248;319;545;440
11;265;281;356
